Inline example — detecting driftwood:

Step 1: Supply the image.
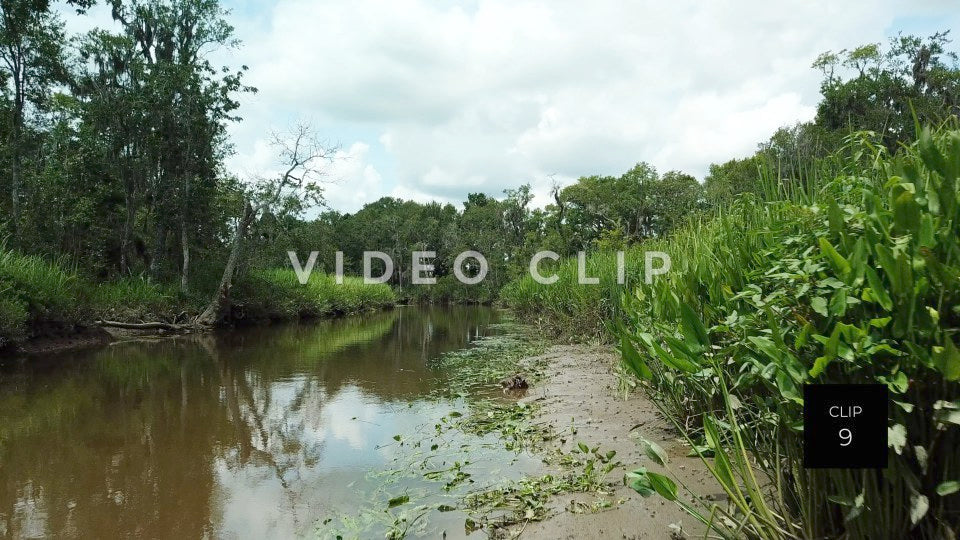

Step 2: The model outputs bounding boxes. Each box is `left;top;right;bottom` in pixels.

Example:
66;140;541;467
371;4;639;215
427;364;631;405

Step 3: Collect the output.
499;374;529;391
97;320;192;331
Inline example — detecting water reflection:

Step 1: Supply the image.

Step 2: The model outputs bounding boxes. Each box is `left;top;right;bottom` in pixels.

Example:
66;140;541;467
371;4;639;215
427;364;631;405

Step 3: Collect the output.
0;306;501;539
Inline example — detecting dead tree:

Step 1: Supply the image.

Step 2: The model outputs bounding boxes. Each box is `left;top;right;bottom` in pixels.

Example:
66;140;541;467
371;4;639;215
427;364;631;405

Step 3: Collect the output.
196;125;332;326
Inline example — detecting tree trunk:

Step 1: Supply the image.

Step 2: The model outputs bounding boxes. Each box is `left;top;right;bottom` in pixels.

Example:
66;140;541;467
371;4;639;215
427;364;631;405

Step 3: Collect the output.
11;151;21;239
10;97;23;241
180;223;190;294
196;202;254;326
180;174;191;293
151;222;166;280
121;185;135;274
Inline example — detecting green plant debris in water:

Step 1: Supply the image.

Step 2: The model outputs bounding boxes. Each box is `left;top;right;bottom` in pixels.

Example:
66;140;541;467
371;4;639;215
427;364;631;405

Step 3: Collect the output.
462;442;621;533
318;321;622;538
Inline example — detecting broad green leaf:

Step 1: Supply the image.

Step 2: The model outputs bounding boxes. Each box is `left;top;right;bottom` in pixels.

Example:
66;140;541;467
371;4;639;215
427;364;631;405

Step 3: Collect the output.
640;438;668;466
919;126;948;179
651;341;699;373
910;493;929;525
811;325;843;377
864;266;892;311
934;400;960;426
625;468;655;497
828;199;844;233
893;400;914;413
776;369;803;403
764;306;786;349
748;335;782;363
647;472;678;501
811;296;829;317
936;481;959;496
933;339;960;381
888;424;907;455
620;335;652;381
829;289;848;317
819;237;851;275
662;335;698;364
809;356;831;379
869;317;892;328
795;322;814;348
893;190;921;233
679;303;710;351
883;371;909;393
919;214;935;247
875;244;903;295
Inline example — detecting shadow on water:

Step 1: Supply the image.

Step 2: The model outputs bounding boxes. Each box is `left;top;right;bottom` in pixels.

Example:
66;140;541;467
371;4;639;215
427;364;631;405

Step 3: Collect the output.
0;305;525;539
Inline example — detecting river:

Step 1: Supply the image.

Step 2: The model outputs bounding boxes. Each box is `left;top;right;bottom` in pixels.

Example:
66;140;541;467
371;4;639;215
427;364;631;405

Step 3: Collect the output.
0;305;538;539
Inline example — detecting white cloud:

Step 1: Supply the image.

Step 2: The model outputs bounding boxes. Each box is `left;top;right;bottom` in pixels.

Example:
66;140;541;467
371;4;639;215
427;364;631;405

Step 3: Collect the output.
322;142;387;212
218;0;951;210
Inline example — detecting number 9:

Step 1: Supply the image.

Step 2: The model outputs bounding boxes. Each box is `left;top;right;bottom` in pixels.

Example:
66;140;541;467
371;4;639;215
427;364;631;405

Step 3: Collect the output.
839;428;852;447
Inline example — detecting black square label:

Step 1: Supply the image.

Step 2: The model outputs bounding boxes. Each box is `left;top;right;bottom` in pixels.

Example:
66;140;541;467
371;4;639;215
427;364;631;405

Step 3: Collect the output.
803;384;888;469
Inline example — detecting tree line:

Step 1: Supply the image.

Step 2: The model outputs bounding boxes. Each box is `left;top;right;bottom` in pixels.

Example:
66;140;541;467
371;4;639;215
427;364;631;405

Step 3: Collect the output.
2;0;959;307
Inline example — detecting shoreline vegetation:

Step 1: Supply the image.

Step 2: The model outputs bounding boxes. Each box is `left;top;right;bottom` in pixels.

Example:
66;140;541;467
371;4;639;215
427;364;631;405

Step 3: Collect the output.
501;128;960;537
0;247;398;354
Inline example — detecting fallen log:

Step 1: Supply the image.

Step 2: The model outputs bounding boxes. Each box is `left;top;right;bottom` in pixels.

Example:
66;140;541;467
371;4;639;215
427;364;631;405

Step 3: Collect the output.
96;320;192;331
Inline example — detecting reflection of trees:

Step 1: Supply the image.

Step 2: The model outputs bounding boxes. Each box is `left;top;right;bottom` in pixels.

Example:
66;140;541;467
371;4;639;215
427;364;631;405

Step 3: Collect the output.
0;340;228;539
0;306;498;538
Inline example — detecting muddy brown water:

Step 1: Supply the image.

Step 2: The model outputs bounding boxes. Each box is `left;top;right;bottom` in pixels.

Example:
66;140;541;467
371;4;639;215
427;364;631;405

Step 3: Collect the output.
0;306;538;539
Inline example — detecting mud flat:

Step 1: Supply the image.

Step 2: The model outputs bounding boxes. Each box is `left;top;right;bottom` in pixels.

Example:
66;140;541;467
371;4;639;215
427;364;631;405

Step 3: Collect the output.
512;344;716;539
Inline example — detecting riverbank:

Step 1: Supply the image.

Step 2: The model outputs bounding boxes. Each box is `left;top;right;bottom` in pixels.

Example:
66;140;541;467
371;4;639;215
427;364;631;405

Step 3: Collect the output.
501;129;960;538
0;244;396;355
315;319;714;539
502;344;712;539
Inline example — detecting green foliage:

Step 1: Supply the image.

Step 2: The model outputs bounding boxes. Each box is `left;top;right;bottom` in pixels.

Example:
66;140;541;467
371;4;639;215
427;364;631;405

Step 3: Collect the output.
815;32;960;152
89;277;182;319
0;241;84;342
614;128;960;538
555;163;706;251
0;238;398;347
231;268;396;320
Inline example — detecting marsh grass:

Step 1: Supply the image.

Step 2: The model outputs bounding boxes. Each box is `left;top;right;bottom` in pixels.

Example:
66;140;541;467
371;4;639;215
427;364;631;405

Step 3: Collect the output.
618;129;960;538
0;240;84;343
233;268;396;320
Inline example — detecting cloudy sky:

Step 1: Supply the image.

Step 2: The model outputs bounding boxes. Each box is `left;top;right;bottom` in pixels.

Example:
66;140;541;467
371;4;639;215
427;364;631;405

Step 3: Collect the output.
66;0;960;212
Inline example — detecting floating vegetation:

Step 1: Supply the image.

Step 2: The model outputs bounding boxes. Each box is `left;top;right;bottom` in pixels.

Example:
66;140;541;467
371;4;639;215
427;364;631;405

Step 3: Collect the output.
454;400;555;453
428;324;547;397
318;321;627;538
461;442;622;532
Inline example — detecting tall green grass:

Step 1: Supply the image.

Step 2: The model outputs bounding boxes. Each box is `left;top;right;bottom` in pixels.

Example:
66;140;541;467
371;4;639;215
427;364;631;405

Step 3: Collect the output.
90;277;183;320
503;129;960;538
0;242;84;344
231;268;396;320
